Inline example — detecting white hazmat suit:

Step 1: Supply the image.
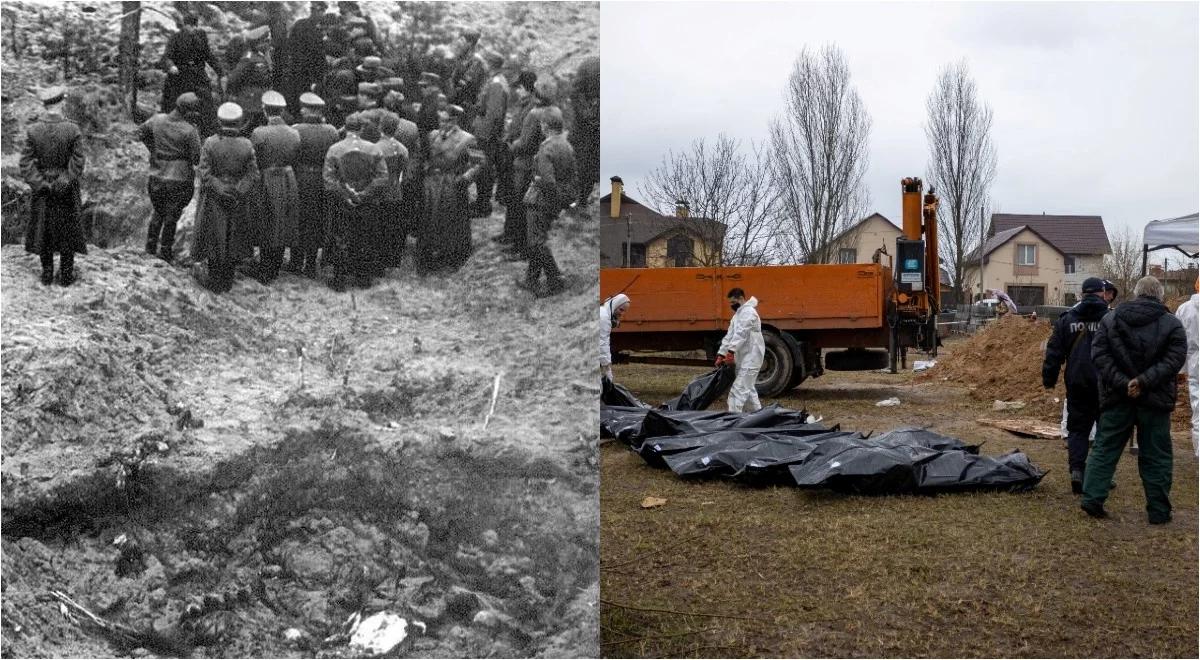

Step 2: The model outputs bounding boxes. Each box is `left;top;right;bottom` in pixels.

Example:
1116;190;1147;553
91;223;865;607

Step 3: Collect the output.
600;294;630;382
718;296;765;412
1174;292;1198;456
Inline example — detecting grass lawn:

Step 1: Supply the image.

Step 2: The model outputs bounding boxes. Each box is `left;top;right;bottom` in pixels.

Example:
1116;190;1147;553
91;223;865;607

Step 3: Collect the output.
600;341;1199;658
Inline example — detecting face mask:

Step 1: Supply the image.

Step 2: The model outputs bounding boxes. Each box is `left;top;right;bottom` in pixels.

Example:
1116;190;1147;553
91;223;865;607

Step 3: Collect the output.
730;302;741;312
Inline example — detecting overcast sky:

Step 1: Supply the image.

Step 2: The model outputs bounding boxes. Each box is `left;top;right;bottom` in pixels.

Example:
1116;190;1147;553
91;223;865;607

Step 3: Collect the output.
600;1;1199;262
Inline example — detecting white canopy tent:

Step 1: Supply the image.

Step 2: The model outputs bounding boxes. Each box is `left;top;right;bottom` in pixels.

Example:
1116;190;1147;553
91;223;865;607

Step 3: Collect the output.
1142;212;1199;275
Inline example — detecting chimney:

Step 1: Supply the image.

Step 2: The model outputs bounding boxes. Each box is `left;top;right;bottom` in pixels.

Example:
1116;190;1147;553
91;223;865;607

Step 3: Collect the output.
675;199;690;218
609;176;623;218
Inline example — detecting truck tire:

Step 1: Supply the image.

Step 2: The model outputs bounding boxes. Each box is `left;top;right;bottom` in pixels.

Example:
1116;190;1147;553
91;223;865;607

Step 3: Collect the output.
781;332;806;391
755;331;794;398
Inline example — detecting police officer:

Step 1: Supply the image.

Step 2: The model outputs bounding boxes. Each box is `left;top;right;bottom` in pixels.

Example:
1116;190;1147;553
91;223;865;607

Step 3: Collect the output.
21;86;87;286
160;13;224;137
138;92;202;263
518;106;576;297
322;112;388;291
1043;277;1111;494
250;91;301;283
195;103;259;293
291;93;340;278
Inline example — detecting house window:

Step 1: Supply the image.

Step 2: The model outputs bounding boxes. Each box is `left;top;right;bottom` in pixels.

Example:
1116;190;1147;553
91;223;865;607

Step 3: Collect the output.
1064;292;1077;306
622;242;647;268
838;248;858;264
1017;244;1036;266
666;234;695;267
1064;256;1076;274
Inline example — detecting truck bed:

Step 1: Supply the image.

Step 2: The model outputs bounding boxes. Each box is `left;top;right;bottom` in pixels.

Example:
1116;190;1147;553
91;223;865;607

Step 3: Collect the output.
601;264;890;333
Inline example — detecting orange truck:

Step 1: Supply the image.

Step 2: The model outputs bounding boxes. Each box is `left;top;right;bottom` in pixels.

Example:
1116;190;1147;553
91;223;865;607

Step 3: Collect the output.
599;178;942;397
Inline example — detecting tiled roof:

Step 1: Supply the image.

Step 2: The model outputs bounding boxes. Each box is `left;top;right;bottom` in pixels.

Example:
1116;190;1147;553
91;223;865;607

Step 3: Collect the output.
990;213;1110;255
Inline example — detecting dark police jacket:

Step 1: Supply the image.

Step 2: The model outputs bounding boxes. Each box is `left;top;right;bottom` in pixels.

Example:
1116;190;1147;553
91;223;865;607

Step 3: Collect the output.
1042;294;1109;392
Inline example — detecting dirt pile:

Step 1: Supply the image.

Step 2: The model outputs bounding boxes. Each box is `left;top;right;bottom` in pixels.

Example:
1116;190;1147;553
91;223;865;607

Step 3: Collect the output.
928;315;1061;421
2;200;600;657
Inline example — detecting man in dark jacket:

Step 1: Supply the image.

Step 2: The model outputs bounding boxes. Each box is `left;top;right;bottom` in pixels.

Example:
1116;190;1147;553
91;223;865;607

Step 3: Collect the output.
160;13;224;137
468;49;508;218
139;92;202;263
323;112;388;290
21;86;87;286
286;1;328;113
517;106;576;297
505;76;553;260
1082;276;1188;523
1043;277;1110;493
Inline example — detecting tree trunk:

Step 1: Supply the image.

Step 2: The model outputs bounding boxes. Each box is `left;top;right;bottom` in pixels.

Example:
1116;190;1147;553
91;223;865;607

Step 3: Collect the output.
118;1;141;114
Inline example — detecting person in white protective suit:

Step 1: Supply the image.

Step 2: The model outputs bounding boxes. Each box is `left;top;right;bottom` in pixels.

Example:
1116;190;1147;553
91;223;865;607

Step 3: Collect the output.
716;287;765;412
1174;279;1198;457
599;293;631;383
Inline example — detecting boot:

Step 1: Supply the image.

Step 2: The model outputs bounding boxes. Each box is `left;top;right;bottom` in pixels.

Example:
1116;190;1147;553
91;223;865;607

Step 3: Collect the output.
40;268;55;286
57;253;76;287
1070;469;1083;495
158;246;174;264
145;239;158;256
515;257;540;293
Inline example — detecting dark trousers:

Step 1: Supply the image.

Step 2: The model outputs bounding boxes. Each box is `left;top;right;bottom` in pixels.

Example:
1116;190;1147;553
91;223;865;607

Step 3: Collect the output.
524;205;561;284
1082;402;1173;522
40;249;74;276
504;196;527;250
209;258;235;292
472;140;504;215
260;246;285;282
1065;389;1100;472
146;178;195;255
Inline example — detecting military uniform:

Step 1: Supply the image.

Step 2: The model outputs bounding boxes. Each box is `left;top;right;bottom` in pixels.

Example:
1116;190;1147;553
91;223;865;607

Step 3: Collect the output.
470;72;509;217
523;130;577;295
250;114;301;281
227;51;272;135
21;103;87;285
322;122;388;289
375;125;410;268
419;123;481;274
195;112;260;292
293;101;340;278
570;56;600;205
506;102;549;254
286;12;327;111
138;109;202;261
160;26;223;136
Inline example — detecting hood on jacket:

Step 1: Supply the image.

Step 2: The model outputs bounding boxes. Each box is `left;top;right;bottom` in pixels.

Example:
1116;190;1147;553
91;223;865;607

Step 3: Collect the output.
1074;293;1110;320
604;293;630;317
741;296;759;310
1115;295;1168;328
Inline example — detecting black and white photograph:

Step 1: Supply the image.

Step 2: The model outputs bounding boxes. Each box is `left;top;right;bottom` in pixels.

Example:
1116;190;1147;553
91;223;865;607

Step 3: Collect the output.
1;1;600;657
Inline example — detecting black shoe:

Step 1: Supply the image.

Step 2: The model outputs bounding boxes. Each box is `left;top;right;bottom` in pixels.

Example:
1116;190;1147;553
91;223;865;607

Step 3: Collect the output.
514;276;539;294
40;271;54;286
1070;469;1083;495
1081;501;1108;518
57;269;76;287
145;241;158;256
1148;514;1171;525
538;276;566;298
159;247;174;264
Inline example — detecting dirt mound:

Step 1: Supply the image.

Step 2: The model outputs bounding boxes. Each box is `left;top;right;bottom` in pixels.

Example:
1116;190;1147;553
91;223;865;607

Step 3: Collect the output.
2;203;599;657
927;315;1061;421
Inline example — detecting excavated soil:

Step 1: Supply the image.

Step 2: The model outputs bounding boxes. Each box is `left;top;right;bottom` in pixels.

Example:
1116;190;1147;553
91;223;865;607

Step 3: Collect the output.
1;207;600;658
929;313;1192;430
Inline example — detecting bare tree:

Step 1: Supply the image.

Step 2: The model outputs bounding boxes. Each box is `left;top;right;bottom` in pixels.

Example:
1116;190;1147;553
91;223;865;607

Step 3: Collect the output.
118;2;141;114
1103;225;1141;303
638;134;786;266
925;60;998;305
769;44;871;264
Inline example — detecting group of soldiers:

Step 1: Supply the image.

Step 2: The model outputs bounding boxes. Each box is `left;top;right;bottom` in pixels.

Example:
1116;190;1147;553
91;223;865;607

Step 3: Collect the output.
22;2;593;297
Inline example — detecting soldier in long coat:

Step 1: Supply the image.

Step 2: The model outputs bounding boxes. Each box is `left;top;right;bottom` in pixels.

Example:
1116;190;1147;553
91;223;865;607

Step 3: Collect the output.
519;106;576;297
505;78;554;259
195;103;260;293
381;80;422;248
570;56;600;206
286;1;329;113
250;91;301;283
418;105;482;275
139;92;202;263
291;93;340;278
497;70;536;248
323;112;388;291
160;13;223;137
375;112;410;268
21;87;87;286
469;50;509;218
